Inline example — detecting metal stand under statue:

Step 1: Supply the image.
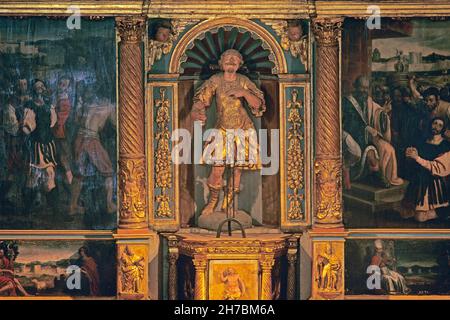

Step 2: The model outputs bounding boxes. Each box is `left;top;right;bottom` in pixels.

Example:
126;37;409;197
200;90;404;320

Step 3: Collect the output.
198;164;253;233
216;165;246;238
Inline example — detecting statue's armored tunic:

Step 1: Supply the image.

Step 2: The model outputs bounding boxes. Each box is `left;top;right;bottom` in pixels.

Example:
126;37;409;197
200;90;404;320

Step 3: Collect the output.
194;73;266;170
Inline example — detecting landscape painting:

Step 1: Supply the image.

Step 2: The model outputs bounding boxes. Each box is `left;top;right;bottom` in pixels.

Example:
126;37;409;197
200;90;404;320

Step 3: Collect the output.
346;239;450;296
342;18;450;228
0;17;117;229
0;240;116;297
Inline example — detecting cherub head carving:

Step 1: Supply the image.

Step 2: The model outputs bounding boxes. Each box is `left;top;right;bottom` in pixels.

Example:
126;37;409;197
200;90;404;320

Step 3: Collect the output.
152;21;173;43
287;20;304;42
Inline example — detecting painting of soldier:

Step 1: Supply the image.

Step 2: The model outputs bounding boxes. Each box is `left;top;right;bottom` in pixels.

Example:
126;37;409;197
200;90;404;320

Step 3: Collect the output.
0;17;117;229
342;18;450;228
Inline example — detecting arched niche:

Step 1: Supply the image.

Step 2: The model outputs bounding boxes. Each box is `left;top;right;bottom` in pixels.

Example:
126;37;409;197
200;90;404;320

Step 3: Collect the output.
169;17;287;75
150;17;310;232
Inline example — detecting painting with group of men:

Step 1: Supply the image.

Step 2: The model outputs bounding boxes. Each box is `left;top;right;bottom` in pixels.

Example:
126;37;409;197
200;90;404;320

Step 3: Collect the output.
0;18;117;229
343;18;450;228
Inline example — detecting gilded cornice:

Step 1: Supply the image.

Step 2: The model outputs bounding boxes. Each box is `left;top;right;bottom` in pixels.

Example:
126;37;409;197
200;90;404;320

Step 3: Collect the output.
0;1;450;18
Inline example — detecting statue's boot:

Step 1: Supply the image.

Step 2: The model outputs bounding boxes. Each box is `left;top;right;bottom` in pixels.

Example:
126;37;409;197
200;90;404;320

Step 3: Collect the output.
221;187;240;213
201;186;221;216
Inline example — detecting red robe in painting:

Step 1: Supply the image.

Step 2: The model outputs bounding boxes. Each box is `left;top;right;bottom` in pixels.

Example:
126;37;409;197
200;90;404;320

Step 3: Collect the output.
0;256;17;296
82;257;100;296
53;96;71;139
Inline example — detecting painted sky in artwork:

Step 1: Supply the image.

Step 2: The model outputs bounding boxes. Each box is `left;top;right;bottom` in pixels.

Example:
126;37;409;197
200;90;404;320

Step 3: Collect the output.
373;20;450;58
0;17;114;42
14;242;81;264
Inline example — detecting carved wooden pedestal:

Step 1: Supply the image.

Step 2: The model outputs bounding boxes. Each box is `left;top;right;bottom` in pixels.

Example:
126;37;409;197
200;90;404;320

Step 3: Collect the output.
166;233;299;300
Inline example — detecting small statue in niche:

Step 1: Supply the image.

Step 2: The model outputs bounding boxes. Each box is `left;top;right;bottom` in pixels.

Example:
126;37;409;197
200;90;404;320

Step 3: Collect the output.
148;20;175;70
281;20;308;69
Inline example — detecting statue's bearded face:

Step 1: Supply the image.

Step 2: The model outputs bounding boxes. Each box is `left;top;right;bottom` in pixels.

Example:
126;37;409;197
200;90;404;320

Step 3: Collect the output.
220;53;242;73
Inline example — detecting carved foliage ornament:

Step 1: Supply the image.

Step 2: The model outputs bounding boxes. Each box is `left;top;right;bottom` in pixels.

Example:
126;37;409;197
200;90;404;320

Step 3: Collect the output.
262;20;308;68
286;89;305;221
117;17;146;43
119;159;146;222
154;87;173;218
312;19;343;47
148;20;200;71
314;159;342;222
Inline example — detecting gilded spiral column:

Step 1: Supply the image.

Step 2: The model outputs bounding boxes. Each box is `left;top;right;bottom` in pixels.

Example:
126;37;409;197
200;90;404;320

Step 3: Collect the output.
312;18;344;228
167;235;179;300
193;256;207;300
116;17;147;229
260;255;274;300
286;236;299;300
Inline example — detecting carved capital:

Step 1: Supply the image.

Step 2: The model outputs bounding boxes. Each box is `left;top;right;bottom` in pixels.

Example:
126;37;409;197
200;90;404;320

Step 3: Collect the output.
119;158;147;228
260;255;274;300
193;257;208;271
167;235;179;249
287;235;300;250
287;253;297;264
260;255;275;271
116;17;146;43
193;256;207;300
312;18;343;47
314;159;342;226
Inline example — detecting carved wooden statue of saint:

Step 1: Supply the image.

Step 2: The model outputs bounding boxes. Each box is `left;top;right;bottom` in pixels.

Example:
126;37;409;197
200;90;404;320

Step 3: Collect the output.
190;49;266;229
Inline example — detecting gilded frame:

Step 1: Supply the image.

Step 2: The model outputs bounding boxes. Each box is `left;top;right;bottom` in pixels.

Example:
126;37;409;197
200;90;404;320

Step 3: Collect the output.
2;0;450;301
0;11;155;300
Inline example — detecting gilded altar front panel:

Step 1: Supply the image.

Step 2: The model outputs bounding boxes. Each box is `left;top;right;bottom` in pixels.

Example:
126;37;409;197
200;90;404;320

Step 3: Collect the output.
208;259;259;300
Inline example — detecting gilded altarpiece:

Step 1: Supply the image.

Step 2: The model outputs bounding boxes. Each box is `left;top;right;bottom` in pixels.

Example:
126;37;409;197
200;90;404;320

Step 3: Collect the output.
147;16;310;300
5;0;450;301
